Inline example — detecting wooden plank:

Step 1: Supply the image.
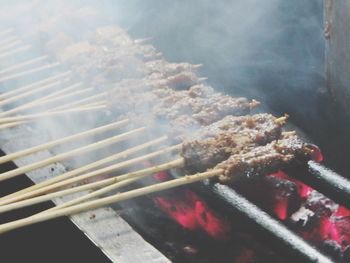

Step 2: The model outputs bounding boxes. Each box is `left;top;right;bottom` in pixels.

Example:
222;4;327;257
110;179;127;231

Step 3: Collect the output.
0;126;170;263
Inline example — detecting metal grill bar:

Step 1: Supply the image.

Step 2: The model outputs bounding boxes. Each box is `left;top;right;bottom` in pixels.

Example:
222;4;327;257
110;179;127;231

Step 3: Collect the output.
192;180;335;263
304;161;350;210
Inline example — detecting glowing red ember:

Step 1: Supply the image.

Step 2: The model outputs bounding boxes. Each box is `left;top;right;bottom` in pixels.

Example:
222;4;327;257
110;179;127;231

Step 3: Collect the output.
152;170;231;240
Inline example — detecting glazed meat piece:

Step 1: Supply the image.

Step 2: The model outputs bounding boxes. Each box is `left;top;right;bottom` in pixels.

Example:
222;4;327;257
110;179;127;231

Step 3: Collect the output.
153;86;256;125
215;134;313;184
145;59;201;78
181;114;285;172
110;82;256;132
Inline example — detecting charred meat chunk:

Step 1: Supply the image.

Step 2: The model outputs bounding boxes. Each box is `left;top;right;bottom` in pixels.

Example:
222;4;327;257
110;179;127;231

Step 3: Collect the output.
215;134;313;184
181;114;284;172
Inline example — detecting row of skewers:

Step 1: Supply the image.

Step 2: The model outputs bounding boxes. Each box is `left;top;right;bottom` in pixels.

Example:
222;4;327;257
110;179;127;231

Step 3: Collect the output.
0;25;315;236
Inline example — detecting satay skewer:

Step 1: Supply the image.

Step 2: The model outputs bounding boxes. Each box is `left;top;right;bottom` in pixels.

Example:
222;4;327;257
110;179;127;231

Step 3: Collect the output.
0;105;106;124
0;153;183;214
3;114;288;202
52;92;107;111
0;101;106;130
0;62;60;83
0;40;22;53
42;159;183;214
0;120;27;130
0;79;65;107
0;71;70;100
0;126;144;183
0;45;31;59
0;142;179;206
0;56;48;76
0;83;84;117
0;169;221;235
13;86;94;113
0;136;167;203
66;100;107;109
0;119;128;165
0;101;107;130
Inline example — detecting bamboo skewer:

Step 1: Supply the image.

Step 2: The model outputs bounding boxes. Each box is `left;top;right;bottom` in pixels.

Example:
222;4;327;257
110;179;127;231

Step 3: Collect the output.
0;40;22;53
0;105;106;124
13;86;94;114
0;156;183;214
0;56;48;76
1;116;289;202
37;87;93;107
0;143;180;206
0;169;221;235
0;71;70;100
0;79;64;107
0;136;167;203
52;92;107;111
0;120;27;130
0;28;14;38
0;36;19;46
0;103;106;131
37;83;83;102
0;45;31;59
71;100;107;109
0;120;128;165
44;159;183;214
0;126;144;183
0;83;84;117
22;144;180;194
0;62;60;83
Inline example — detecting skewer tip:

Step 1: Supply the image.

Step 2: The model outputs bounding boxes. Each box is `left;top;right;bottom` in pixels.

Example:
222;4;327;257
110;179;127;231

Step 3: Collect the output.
193;64;203;69
274;114;289;125
134;37;153;44
282;130;296;136
249;99;260;109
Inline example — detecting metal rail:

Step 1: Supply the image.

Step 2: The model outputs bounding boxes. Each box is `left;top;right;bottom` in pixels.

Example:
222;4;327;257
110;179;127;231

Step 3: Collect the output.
192;180;335;263
305;161;350;210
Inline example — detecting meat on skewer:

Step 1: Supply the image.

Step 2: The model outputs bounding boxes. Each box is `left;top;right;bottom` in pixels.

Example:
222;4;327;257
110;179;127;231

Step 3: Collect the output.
181;113;285;172
215;134;313;184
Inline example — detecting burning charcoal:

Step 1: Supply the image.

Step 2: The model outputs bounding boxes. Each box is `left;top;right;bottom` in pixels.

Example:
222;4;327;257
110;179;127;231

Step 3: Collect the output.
182;114;284;172
269;170;313;199
194;199;232;240
290;206;315;226
292;190;350;260
319;240;343;262
236;173;300;220
261;176;300;220
343;246;350;262
333;216;350;249
304;191;338;217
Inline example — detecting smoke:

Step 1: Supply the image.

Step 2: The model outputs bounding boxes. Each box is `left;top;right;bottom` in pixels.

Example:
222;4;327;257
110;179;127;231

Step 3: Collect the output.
104;0;326;162
0;1;325;170
103;0;324;132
